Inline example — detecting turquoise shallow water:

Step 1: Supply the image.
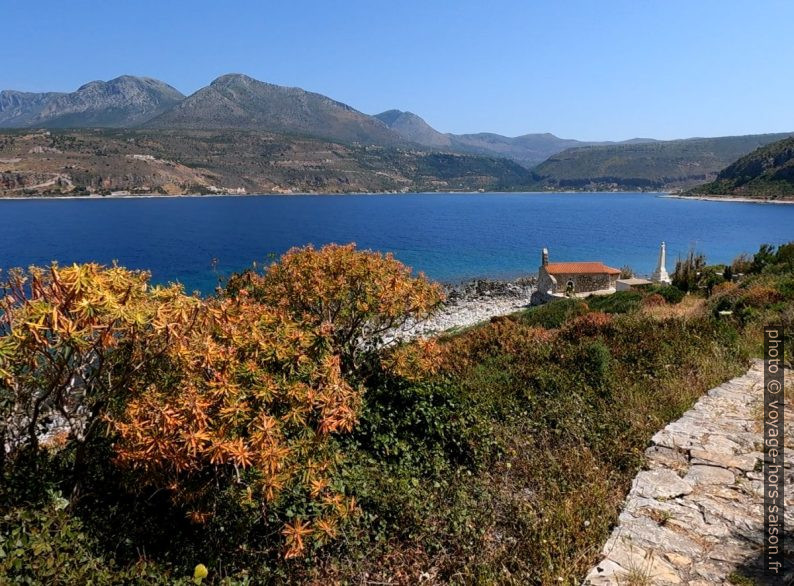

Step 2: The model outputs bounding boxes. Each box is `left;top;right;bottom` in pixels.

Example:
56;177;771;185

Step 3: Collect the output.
0;192;792;294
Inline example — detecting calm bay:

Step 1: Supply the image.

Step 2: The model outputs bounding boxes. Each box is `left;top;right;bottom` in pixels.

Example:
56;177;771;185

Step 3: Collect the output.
1;192;792;294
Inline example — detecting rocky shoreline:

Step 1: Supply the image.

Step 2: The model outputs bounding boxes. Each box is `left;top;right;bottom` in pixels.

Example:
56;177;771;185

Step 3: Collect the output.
662;194;794;205
390;276;536;341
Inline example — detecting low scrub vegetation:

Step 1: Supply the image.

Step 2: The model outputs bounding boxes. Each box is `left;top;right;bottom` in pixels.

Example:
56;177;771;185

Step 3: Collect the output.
1;242;791;584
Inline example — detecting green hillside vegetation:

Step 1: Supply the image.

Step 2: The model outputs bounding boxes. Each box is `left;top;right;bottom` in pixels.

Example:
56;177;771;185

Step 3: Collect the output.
0;129;534;196
530;133;793;191
686;136;794;200
2;241;791;584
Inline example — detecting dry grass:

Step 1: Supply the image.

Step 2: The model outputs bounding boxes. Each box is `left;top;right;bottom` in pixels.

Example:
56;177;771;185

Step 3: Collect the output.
640;295;706;320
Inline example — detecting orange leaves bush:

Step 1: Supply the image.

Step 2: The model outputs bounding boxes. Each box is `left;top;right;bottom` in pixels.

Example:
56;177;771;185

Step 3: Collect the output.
708;280;784;321
227;244;443;374
437;317;554;375
640;293;667;308
742;284;783;307
710;281;738;298
0;263;198;459
107;295;365;558
106;245;441;558
559;311;614;340
381;338;443;381
1;247;445;558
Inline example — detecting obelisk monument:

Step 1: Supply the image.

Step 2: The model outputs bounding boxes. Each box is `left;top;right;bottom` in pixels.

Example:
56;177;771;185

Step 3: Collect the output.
652;241;671;284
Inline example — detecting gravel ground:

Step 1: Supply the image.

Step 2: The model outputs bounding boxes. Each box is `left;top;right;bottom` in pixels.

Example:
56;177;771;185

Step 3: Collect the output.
388;277;535;342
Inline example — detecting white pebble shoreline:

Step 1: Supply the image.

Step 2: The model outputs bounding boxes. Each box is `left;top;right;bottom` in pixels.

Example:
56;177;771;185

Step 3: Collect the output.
389;288;534;342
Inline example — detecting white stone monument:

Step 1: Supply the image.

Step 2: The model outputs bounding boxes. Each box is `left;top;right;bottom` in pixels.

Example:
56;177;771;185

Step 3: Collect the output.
651;241;671;284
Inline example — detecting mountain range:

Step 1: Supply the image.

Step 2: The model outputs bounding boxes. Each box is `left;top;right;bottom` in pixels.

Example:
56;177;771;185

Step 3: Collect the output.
0;74;657;167
144;74;401;146
374;110;659;167
0;76;184;128
1;73;792;197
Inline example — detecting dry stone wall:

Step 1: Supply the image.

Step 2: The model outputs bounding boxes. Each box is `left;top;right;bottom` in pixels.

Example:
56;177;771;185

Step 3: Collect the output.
584;360;793;585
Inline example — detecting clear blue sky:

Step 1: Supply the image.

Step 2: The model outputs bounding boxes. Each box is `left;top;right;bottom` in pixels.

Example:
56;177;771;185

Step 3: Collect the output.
4;0;793;141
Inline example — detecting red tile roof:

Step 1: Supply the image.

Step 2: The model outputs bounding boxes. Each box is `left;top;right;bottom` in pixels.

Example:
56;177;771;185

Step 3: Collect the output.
545;262;621;275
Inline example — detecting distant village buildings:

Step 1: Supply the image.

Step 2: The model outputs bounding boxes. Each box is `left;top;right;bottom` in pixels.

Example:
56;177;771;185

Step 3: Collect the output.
532;242;671;304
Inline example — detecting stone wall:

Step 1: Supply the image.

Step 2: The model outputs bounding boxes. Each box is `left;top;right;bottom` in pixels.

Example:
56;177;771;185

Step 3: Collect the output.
537;267;557;294
539;268;615;294
583;361;794;585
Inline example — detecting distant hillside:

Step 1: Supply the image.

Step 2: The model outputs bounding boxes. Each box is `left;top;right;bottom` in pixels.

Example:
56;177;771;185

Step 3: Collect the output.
0;76;184;128
449;132;602;168
530;133;794;191
685;136;794;200
375;109;658;167
0;91;65;127
146;74;402;146
374;110;452;148
0;129;533;196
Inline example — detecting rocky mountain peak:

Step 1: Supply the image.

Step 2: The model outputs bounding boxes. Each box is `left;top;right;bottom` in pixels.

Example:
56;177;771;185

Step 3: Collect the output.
374;109;452;148
0;76;185;128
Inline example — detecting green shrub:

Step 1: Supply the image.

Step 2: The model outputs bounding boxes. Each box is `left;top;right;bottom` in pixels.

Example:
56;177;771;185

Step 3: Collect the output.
334;376;497;562
518;298;589;328
648;284;685;304
750;243;777;274
586;291;643;314
776;276;794;300
749;242;794;275
0;493;188;585
700;265;727;296
576;340;613;393
352;377;496;475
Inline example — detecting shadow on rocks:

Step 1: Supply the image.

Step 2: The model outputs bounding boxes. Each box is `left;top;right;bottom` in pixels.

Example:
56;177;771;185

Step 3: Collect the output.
727;528;793;585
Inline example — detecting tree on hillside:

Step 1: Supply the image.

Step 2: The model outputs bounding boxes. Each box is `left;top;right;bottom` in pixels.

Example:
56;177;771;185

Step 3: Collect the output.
619;265;634;279
731;253;753;275
750;244;776;274
672;249;707;293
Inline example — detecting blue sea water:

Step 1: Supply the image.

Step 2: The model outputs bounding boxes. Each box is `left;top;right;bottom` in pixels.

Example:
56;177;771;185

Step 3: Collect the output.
0;192;792;294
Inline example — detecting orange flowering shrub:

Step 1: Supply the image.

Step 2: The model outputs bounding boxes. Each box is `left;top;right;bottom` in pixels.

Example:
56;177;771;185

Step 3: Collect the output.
559;311;614;340
438;318;555;375
710;281;738;298
709;281;785;322
2;248;445;559
742;284;783;307
108;292;361;558
381;338;444;381
228;244;443;374
0;263;198;464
